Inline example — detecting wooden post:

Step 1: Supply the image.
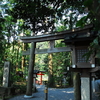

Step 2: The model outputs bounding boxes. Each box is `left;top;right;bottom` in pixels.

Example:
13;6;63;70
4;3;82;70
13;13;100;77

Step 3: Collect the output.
24;42;36;98
73;72;81;100
40;72;42;85
44;85;48;100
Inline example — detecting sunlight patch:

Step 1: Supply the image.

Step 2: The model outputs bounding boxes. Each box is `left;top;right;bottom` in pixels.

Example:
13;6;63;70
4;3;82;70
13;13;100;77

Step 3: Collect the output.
62;91;74;93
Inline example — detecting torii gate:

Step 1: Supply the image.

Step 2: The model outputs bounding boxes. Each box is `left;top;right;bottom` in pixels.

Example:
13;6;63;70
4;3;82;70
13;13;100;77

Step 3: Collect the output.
20;24;93;99
37;71;45;85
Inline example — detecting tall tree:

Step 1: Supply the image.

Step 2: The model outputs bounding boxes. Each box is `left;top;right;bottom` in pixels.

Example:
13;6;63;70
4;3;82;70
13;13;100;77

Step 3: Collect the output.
9;0;57;34
8;0;87;35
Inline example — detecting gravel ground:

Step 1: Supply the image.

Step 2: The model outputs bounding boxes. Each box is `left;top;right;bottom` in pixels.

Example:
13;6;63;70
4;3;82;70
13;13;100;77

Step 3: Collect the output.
8;85;74;100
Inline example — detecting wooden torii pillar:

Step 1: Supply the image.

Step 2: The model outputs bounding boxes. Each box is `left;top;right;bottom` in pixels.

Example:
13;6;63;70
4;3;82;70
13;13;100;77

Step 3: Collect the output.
24;42;36;98
20;24;93;98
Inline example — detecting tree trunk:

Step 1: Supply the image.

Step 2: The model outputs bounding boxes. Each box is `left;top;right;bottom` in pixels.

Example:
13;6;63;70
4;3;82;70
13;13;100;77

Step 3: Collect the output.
48;53;54;87
21;43;25;70
26;42;36;96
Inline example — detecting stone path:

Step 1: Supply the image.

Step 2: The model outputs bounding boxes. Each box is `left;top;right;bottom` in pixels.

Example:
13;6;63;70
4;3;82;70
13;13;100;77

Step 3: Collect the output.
8;85;74;100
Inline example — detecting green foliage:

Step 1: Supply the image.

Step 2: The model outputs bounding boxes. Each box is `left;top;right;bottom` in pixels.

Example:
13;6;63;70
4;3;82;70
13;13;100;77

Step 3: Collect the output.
9;0;58;34
90;37;100;58
52;51;71;85
11;73;25;83
83;0;93;8
7;0;87;34
12;82;27;94
35;53;48;72
82;36;100;61
35;42;49;71
55;39;66;47
35;40;71;87
76;16;88;27
76;0;100;29
75;0;100;61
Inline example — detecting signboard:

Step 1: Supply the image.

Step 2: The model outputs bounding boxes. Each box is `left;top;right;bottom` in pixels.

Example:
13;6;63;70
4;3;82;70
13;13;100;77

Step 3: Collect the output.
2;62;10;87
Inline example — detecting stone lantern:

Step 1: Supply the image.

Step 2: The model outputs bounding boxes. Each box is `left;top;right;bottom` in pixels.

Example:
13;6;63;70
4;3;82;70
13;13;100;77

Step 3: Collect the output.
63;27;99;100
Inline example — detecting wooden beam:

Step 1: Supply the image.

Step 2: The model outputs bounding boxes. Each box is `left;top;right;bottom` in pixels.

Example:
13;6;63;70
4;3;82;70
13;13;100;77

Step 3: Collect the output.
20;24;93;43
90;66;100;72
22;47;71;55
49;40;55;49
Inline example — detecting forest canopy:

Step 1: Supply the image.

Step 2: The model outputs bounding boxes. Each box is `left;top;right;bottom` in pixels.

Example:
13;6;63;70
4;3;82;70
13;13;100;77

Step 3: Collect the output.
0;0;100;86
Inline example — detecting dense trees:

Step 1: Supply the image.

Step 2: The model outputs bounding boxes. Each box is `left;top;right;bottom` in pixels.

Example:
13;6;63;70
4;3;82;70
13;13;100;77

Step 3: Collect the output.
0;0;100;88
8;0;88;34
35;40;71;87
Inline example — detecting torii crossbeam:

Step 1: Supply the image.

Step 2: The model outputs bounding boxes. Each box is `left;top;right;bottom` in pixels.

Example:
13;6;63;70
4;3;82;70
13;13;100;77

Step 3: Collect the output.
20;24;93;43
